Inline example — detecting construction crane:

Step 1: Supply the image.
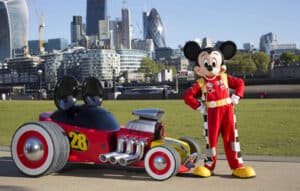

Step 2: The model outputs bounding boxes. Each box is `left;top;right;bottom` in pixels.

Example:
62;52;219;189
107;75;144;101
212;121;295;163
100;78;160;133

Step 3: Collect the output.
122;0;127;8
38;15;45;54
27;0;45;54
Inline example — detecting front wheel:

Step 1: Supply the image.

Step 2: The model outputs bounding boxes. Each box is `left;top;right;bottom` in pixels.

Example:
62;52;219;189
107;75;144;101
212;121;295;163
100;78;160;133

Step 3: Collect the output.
144;145;181;180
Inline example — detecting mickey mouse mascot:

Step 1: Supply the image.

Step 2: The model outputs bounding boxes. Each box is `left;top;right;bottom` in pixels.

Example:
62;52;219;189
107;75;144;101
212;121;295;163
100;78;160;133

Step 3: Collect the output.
183;41;256;178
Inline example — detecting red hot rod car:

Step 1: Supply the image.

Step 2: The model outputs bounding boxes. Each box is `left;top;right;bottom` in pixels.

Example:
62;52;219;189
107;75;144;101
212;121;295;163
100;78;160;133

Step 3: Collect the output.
11;76;200;180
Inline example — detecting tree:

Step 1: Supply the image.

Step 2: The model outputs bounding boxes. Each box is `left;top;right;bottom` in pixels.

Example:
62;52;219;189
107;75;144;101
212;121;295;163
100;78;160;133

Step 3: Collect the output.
138;58;178;79
226;60;240;75
280;51;300;65
243;58;257;77
226;51;256;78
138;58;158;77
297;53;300;62
227;52;242;73
252;52;270;74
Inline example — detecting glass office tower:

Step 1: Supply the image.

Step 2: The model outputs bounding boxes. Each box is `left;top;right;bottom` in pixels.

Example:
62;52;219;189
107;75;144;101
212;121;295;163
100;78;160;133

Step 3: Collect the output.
71;16;83;43
143;8;166;49
121;8;131;49
0;0;28;61
86;0;107;36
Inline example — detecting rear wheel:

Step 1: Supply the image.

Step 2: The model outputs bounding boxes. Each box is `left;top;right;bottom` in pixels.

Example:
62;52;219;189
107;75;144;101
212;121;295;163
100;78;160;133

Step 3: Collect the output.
11;122;69;176
144;145;181;180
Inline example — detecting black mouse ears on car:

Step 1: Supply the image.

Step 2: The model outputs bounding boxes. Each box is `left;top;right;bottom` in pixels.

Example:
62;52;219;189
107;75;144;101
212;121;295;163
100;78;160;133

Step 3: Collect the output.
54;76;78;111
82;77;103;107
54;76;104;110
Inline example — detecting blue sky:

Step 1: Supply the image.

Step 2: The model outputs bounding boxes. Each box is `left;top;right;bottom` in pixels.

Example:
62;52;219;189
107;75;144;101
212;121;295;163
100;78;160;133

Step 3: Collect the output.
27;0;300;49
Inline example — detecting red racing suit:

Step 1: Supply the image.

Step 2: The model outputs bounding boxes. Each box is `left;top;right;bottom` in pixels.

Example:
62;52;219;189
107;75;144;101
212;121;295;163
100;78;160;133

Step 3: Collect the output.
184;73;244;170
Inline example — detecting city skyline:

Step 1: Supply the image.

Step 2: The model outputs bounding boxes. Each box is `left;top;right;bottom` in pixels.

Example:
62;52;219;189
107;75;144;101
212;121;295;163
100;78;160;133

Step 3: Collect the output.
27;0;300;49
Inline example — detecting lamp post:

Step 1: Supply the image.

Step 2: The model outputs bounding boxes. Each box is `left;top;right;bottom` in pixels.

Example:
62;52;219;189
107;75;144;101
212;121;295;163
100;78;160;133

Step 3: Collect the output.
109;55;120;99
10;69;18;98
175;73;179;93
37;69;43;99
112;68;117;93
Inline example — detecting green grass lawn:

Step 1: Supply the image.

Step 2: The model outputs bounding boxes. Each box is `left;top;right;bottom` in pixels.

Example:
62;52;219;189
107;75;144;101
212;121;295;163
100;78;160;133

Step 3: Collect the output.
0;99;300;157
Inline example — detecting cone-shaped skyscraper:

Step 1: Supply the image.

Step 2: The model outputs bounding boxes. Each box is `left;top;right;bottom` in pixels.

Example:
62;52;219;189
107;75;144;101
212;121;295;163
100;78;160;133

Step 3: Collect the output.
143;8;166;49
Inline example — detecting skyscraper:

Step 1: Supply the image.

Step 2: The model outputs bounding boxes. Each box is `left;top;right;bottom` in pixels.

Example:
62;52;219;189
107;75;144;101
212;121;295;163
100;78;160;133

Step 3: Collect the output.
46;38;69;52
259;32;278;53
201;37;214;48
259;32;297;58
71;16;83;43
109;7;131;50
86;0;107;36
109;20;122;49
99;20;110;40
143;11;148;40
143;8;166;49
98;19;111;48
243;42;255;52
120;8;131;49
0;0;29;61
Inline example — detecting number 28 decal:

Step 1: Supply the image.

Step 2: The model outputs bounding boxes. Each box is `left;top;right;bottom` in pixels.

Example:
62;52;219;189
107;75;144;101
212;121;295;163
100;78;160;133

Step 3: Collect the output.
68;131;88;151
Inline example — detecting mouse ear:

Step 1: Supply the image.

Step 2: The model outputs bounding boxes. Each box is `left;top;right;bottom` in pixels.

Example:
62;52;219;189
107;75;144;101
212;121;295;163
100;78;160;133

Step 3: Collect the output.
219;41;237;60
54;76;78;111
183;41;201;61
82;77;103;107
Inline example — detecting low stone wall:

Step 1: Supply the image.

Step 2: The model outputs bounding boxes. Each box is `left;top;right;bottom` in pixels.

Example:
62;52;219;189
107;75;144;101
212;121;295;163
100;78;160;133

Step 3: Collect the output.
244;84;300;98
117;84;300;100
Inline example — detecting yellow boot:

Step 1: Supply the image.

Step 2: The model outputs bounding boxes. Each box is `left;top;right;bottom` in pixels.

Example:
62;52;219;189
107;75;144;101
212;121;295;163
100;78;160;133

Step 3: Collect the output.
193;166;212;177
232;166;256;178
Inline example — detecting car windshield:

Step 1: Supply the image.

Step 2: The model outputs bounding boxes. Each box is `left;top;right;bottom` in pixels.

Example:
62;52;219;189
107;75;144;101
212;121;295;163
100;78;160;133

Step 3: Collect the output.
51;105;120;131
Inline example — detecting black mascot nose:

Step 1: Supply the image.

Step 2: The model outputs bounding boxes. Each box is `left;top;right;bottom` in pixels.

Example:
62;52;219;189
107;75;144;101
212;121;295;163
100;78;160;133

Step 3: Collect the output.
206;65;213;72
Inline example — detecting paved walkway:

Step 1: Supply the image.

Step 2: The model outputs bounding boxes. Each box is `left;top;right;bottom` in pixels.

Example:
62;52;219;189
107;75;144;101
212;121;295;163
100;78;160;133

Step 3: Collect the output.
0;150;300;191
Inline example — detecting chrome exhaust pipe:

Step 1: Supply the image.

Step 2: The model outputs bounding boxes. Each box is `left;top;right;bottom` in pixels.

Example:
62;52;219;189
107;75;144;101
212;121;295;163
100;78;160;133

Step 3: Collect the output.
119;140;145;166
99;136;126;163
109;137;135;164
99;152;120;163
116;136;126;152
110;153;130;164
125;137;136;154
